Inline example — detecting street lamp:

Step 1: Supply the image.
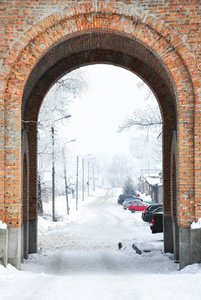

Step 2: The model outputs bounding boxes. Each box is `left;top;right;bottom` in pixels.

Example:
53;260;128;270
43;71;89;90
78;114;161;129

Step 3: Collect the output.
76;153;91;210
62;139;76;216
52;115;71;221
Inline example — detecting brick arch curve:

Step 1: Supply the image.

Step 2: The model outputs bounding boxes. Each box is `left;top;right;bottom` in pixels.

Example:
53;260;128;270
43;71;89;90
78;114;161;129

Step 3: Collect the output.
3;10;195;136
22;32;177;119
2;2;198;89
2;7;197;269
4;13;195;100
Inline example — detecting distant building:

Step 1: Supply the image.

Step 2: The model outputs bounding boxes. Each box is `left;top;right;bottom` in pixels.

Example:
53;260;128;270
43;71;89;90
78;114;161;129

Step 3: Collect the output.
138;169;163;203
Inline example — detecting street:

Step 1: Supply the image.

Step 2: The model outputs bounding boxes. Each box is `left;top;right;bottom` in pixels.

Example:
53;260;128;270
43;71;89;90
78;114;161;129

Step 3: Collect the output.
1;189;201;300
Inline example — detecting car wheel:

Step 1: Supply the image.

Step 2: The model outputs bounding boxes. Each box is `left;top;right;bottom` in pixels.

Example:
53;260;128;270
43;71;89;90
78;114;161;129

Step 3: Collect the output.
131;209;135;213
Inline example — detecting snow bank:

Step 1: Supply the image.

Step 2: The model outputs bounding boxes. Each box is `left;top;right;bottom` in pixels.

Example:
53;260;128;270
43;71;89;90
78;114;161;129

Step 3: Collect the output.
0;220;7;229
191;218;201;229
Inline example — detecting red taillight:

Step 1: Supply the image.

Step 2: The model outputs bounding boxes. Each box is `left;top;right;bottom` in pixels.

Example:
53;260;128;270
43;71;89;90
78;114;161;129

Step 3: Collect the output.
152;217;155;225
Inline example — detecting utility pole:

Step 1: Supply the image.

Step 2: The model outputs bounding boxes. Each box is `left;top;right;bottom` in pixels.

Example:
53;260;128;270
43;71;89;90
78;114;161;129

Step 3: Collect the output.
62;139;76;215
76;155;79;210
63;148;69;215
82;158;84;201
93;162;95;192
51;125;56;222
87;161;90;197
76;154;92;208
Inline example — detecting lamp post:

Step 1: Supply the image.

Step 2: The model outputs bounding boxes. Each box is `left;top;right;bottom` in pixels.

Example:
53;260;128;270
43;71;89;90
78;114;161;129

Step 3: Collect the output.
76;153;91;210
63;139;76;216
51;115;71;221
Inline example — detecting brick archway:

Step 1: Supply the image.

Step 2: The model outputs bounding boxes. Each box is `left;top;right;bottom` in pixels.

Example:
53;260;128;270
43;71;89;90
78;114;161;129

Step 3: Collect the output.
1;4;200;269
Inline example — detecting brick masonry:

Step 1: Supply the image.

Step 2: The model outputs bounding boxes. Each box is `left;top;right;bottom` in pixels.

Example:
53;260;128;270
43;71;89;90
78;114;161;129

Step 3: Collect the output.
1;0;201;254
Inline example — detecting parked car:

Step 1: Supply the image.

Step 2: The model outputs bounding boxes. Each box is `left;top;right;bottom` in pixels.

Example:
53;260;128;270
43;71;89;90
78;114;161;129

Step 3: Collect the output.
142;203;163;223
128;202;148;213
150;211;163;233
123;199;143;210
117;194;136;205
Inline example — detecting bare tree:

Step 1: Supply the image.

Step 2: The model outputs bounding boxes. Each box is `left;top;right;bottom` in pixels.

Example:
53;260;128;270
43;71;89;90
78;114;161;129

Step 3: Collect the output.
117;104;162;135
39;69;87;126
118;80;162;135
117;81;163;169
37;69;88;207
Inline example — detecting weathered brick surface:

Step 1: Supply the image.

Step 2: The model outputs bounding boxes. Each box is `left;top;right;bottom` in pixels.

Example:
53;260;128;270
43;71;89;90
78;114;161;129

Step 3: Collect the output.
1;1;201;231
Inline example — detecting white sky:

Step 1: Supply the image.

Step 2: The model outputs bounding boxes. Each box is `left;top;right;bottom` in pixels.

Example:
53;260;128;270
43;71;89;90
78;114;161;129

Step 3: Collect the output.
60;64;159;161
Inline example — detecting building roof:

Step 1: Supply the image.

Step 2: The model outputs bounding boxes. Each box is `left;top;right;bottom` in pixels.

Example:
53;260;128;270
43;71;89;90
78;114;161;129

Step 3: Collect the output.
146;176;161;185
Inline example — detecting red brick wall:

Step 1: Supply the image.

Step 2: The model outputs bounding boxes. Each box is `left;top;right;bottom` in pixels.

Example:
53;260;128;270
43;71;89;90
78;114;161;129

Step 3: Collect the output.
1;1;201;228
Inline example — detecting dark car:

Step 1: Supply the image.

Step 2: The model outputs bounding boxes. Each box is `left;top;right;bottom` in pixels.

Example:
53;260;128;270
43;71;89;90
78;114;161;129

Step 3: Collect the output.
150;211;163;233
117;194;136;205
123;197;143;203
142;203;163;223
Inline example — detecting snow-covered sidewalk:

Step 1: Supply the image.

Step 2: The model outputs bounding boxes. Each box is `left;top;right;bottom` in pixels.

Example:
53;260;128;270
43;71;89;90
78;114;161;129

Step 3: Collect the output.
1;188;201;300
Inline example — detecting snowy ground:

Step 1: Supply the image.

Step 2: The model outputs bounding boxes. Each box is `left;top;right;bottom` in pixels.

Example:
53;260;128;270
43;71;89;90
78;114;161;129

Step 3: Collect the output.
1;188;201;300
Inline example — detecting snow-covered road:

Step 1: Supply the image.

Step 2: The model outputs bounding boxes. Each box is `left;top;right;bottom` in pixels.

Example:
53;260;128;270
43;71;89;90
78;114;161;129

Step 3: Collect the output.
1;188;201;300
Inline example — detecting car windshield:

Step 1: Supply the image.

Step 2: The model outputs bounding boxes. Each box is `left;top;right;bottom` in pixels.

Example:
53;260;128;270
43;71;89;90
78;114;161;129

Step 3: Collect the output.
126;198;142;201
153;207;163;213
148;205;162;211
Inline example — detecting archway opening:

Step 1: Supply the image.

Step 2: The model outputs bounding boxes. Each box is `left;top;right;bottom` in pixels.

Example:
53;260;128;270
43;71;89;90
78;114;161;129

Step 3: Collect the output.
20;31;177;266
37;64;163;212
